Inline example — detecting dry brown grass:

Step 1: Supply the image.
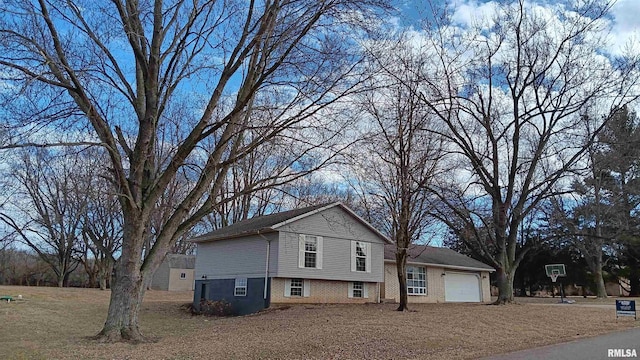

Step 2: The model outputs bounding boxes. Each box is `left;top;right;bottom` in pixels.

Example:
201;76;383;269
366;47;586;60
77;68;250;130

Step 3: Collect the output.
512;295;640;305
0;286;638;360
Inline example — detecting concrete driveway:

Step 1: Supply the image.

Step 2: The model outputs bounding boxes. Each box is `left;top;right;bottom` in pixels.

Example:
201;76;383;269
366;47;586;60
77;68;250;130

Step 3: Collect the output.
480;327;639;360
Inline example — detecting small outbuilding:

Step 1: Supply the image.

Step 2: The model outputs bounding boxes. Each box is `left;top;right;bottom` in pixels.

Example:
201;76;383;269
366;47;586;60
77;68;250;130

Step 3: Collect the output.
150;253;196;291
383;244;494;303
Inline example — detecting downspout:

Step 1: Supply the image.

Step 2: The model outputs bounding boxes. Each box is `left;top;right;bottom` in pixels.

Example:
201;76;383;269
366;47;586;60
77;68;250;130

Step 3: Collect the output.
258;231;271;300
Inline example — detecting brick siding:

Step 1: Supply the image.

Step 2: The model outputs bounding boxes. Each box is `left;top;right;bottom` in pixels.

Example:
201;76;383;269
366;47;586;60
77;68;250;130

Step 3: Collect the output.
271;277;377;304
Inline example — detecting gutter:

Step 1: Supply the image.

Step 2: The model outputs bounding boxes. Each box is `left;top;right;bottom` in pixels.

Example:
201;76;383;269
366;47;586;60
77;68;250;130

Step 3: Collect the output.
189;228;277;243
384;259;495;273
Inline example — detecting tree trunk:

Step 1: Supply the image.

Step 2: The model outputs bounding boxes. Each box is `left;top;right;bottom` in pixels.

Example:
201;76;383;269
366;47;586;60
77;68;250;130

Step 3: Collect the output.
515;268;526;297
94;261;147;342
98;258;113;290
99;276;107;291
583;245;608;299
396;250;409;311
94;220;148;342
594;266;608;298
494;267;514;304
629;261;640;296
88;269;97;289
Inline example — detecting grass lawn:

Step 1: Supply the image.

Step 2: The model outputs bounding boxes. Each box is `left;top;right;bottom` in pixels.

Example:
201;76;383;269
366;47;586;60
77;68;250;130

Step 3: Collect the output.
0;286;638;360
513;295;640;305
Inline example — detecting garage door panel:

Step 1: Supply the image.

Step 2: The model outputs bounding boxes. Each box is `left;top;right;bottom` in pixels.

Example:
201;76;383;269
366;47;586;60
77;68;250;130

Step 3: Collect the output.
444;272;481;302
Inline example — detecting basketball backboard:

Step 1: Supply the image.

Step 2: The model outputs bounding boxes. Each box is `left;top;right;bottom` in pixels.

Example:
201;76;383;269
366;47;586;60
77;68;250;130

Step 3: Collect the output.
545;264;566;277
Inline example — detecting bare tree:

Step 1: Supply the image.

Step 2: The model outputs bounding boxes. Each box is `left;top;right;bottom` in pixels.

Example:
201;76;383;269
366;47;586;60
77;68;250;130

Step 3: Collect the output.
0;228;17;284
0;222;15;251
0;0;385;341
350;40;444;311
211;133;316;227
0;247;56;286
81;174;123;290
410;0;640;303
0;149;89;287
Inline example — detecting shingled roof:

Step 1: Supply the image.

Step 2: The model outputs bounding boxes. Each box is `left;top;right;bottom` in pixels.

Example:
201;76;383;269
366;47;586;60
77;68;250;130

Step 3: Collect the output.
384;244;494;272
190;202;389;243
165;253;196;269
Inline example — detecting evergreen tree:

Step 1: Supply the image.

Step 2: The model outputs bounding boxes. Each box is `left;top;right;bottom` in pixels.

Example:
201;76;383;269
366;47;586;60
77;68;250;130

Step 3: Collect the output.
597;106;640;295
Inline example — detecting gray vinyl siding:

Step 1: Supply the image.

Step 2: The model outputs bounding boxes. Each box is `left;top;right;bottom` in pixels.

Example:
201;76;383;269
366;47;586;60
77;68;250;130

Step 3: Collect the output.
276;206;386;244
150;259;170;290
195;233;278;280
274;206;385;282
276;231;384;282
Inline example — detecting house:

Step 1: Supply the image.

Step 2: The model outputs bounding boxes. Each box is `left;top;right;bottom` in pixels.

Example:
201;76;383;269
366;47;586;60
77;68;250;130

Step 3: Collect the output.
383;244;494;303
606;278;630;297
150;254;196;291
191;202;390;315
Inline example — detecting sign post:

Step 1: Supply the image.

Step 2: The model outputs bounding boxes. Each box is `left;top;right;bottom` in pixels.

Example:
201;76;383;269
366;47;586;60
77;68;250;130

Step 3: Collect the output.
615;300;637;320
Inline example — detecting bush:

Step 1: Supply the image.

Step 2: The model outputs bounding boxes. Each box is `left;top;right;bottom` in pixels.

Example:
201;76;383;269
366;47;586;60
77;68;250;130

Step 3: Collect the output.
195;299;234;317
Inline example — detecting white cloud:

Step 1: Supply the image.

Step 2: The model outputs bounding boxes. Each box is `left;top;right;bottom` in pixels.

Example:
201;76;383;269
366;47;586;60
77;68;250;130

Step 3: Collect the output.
610;0;640;54
611;0;640;30
448;0;640;56
450;0;498;27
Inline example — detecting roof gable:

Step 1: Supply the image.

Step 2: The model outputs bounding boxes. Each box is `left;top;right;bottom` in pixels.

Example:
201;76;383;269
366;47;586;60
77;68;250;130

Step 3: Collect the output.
384;244;494;271
190;202;390;243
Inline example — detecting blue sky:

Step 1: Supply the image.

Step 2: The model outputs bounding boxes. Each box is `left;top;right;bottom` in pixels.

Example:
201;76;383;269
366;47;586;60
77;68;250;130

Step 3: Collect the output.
3;0;640;251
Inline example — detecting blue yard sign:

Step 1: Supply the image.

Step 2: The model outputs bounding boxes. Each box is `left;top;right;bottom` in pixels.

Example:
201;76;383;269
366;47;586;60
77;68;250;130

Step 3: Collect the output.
615;300;637;320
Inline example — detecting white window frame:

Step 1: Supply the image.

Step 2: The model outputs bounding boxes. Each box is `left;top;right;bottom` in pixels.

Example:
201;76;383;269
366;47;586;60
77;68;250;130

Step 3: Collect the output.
298;235;323;269
290;278;303;296
284;278;310;297
348;281;368;298
350;241;371;273
234;278;247;297
407;266;427;295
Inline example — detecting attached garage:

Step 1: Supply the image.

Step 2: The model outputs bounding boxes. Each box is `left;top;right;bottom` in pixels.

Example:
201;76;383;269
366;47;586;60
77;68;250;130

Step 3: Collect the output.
444;272;481;302
383;244;495;303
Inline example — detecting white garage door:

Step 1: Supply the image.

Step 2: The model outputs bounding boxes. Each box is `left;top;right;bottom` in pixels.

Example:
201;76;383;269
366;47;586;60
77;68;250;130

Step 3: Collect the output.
444;272;481;302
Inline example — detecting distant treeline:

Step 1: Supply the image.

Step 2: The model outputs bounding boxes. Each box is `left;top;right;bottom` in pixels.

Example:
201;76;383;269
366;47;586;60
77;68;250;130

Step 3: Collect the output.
0;247;101;288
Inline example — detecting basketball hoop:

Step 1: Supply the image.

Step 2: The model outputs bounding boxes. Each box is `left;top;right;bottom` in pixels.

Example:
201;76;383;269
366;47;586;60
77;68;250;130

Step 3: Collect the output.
545;264;568;303
545;264;566;281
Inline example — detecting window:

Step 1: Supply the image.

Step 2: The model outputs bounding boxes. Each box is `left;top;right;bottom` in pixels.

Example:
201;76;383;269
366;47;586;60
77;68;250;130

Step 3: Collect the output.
407;266;426;295
349;281;368;298
298;235;322;269
352;282;363;298
234;278;247;296
285;278;309;298
356;242;366;271
290;278;303;297
351;241;370;273
304;236;317;268
180;272;186;279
